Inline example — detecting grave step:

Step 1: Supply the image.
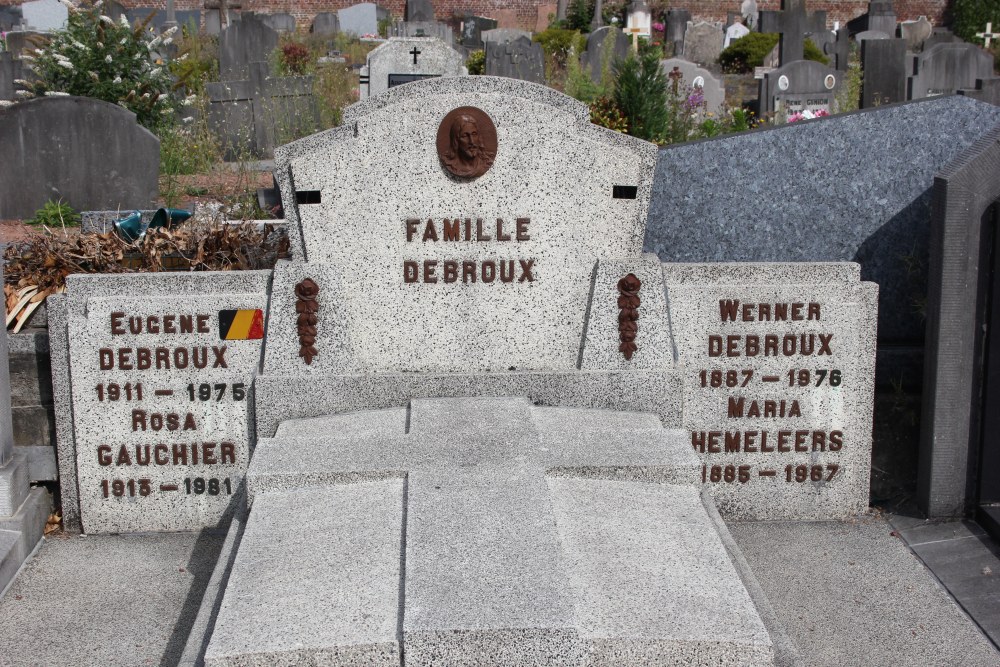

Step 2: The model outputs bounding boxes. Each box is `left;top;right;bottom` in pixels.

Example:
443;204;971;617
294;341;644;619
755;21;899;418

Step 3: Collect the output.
0;452;30;517
274;406;408;438
0;528;22;594
209;399;773;665
0;487;51;568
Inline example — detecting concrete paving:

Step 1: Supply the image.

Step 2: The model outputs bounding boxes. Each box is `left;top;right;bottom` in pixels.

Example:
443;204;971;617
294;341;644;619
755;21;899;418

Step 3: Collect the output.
0;515;997;667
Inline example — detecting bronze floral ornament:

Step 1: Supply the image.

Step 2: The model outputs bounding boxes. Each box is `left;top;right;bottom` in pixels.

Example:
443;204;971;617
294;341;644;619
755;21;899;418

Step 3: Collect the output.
295;278;319;365
618;273;641;360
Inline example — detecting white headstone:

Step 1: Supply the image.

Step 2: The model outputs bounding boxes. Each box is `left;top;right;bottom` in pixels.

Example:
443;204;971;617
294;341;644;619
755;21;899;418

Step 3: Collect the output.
20;0;67;31
661;57;726;111
724;21;750;48
625;0;651;37
360;37;466;100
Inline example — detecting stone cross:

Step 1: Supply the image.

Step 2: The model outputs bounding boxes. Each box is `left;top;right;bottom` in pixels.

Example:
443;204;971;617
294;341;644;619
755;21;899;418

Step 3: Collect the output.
204;0;241;30
629;26;642;52
504;40;521;64
759;0;813;65
410;45;421;64
976;22;999;49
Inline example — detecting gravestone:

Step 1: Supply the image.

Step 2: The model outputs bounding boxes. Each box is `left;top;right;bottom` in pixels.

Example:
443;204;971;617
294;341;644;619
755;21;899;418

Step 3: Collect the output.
625;0;651;38
461;15;498;49
53;273;271;533
338;2;388;36
661;58;725;111
481;28;530;45
960;78;1000;107
847;0;895;37
665;8;690;55
759;0;828;67
861;37;906;108
311;12;339;35
484;35;545;84
207;61;319;159
581;26;629;84
725;21;750;48
907;42;995;100
741;0;757;29
0;96;159;220
923;28;960;50
19;0;66;31
391;20;453;45
666;264;877;520
0;259;51;592
406;0;435;23
0;52;25;102
683;21;723;66
855;30;890;43
218;13;279;81
823;27;849;71
260;12;296;32
360;37;465;100
0;5;23;30
899;16;932;51
759;59;841;117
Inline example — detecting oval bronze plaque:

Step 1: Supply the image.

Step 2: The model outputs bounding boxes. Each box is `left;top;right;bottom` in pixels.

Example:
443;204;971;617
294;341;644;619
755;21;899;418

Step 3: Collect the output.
436;106;498;180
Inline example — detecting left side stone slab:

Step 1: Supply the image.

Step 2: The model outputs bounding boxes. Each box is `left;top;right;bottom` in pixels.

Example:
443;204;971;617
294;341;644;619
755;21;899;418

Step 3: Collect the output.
54;272;272;534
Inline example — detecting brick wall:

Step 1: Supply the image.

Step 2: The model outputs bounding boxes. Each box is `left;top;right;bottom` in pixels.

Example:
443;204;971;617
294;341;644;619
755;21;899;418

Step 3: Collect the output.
0;0;949;33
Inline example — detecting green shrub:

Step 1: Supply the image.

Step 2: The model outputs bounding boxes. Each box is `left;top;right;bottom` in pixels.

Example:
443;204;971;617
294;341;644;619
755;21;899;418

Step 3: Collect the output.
169;27;217;96
613;51;668;141
534;28;585;68
466;49;485;75
950;0;1000;43
718;32;827;73
20;4;180;130
27;200;80;228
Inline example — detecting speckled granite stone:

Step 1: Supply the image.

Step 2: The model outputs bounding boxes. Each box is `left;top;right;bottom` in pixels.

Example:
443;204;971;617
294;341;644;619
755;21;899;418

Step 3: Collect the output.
55;272;271;534
361;37;466;100
664;263;878;520
216;398;772;665
204;482;405;667
272;77;660;373
646;96;1000;345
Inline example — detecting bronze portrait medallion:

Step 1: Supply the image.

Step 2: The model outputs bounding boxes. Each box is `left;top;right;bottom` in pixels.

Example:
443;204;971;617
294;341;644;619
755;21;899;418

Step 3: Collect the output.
436;107;498;180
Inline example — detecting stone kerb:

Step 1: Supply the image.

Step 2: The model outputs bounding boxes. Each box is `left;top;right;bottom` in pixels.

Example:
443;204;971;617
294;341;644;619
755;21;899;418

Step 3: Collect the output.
270;77;661;375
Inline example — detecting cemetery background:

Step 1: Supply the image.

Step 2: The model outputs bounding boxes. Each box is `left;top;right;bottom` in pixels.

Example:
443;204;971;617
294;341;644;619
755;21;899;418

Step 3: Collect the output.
2;0;1000;664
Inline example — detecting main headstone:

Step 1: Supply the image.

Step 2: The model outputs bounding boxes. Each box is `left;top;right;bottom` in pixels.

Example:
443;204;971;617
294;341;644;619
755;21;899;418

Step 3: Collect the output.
683;21;723;66
218;13;279;81
0;96;159;220
861;37;906;108
907;42;996;100
661;58;725;111
581;26;629;83
338;2;388;37
759;59;841;117
207;61;319;159
484;35;545;84
360;37;466;100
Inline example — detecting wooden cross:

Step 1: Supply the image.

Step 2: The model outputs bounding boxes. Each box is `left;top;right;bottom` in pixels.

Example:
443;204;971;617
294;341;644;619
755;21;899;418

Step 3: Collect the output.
759;0;809;66
976;22;999;49
628;27;642;53
410;46;421;64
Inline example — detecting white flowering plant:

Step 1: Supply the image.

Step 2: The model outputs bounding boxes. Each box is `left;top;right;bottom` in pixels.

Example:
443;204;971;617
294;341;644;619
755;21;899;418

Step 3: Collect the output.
21;1;178;129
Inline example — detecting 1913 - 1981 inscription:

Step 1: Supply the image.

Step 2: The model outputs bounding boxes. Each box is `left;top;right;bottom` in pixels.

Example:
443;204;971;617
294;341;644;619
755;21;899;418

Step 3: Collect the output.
70;299;266;533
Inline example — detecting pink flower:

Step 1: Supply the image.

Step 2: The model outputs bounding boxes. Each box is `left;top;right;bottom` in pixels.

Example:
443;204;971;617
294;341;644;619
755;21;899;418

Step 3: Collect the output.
787;112;805;123
652;22;664;31
814;109;830;117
